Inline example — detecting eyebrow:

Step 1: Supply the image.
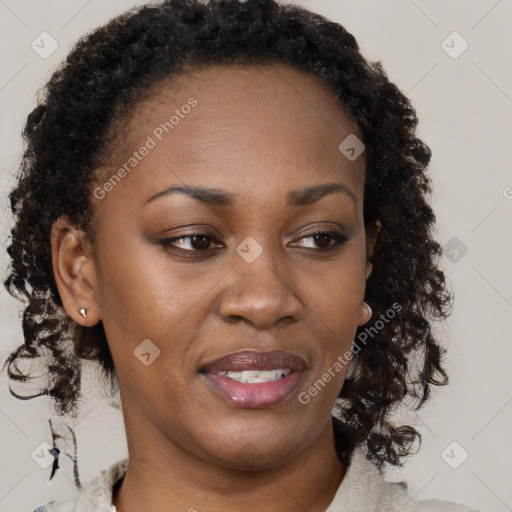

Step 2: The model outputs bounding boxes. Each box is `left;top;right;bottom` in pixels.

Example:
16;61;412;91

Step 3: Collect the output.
142;182;356;208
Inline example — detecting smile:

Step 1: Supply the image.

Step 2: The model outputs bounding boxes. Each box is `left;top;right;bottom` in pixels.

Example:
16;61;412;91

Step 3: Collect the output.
214;369;292;383
199;349;307;409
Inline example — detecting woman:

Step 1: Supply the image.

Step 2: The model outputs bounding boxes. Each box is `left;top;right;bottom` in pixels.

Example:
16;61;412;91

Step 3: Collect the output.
3;0;478;510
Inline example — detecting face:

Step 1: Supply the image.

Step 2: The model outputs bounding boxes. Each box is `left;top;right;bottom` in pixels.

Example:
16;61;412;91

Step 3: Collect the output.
53;63;378;470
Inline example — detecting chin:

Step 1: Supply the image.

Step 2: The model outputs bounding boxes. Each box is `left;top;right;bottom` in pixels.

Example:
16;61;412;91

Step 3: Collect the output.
196;426;303;471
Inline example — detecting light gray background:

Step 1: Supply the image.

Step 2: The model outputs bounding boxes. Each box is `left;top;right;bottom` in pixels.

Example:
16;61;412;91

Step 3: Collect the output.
1;1;511;511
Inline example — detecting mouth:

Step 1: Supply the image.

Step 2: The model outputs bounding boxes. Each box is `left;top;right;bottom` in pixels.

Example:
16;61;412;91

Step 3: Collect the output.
213;369;293;383
199;350;306;409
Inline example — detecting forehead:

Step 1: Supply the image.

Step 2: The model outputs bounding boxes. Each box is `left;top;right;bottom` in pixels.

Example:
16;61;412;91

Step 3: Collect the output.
93;63;365;209
134;63;359;140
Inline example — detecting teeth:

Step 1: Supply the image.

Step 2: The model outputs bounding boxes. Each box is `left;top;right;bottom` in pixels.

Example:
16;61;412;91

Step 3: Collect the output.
216;369;291;383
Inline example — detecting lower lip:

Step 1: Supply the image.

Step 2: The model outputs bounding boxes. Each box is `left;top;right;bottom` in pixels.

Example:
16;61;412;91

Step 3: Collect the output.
202;370;303;409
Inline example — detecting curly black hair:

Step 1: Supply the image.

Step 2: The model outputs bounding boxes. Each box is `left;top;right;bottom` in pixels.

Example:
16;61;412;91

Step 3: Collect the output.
3;0;451;469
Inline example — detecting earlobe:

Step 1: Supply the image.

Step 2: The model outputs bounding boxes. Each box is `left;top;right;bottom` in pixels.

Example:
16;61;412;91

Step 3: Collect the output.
51;216;99;327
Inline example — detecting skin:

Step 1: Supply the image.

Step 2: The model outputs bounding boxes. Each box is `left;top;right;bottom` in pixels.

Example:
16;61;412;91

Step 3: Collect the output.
51;63;380;512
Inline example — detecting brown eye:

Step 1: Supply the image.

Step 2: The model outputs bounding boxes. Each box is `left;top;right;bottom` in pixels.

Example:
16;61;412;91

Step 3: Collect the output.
312;232;335;249
159;233;222;252
293;231;348;251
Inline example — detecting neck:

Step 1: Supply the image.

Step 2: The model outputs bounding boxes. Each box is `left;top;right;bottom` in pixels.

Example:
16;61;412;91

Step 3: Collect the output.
113;412;346;512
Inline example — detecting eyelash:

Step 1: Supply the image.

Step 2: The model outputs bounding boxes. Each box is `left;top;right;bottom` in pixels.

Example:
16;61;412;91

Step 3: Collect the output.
159;230;348;256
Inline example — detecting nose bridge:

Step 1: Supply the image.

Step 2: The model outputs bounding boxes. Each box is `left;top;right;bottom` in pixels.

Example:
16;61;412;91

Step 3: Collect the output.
218;234;302;329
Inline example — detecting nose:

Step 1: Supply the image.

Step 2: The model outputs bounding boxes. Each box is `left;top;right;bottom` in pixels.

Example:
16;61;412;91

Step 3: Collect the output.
217;242;303;330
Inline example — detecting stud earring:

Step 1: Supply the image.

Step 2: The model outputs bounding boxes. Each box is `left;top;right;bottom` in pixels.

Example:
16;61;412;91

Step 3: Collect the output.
78;308;87;319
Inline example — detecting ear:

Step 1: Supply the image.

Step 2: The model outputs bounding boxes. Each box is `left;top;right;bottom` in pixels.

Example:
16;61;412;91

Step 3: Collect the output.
51;216;100;327
365;220;382;279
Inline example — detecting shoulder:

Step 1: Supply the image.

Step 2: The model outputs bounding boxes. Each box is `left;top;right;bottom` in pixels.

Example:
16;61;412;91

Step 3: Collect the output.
32;458;128;512
326;446;480;512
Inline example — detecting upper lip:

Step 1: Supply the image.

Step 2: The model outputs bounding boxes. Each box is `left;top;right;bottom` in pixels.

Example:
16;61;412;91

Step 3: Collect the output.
200;349;307;373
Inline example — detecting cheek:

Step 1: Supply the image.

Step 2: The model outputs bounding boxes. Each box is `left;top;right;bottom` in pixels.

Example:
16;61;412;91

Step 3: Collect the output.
93;228;198;335
300;240;368;329
298;239;367;377
94;233;227;385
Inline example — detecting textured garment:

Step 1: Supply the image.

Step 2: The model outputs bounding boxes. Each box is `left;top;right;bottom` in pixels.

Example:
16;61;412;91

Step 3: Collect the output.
33;447;478;512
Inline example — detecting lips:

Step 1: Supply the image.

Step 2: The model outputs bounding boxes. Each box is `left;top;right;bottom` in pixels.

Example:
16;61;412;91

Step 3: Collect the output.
199;350;307;409
200;349;307;373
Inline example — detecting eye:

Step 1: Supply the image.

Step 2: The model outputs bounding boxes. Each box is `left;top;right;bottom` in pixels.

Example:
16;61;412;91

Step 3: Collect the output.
158;229;348;257
292;230;348;251
159;233;223;253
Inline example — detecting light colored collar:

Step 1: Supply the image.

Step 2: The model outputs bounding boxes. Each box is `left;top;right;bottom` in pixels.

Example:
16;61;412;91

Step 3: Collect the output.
78;446;396;512
38;445;475;511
